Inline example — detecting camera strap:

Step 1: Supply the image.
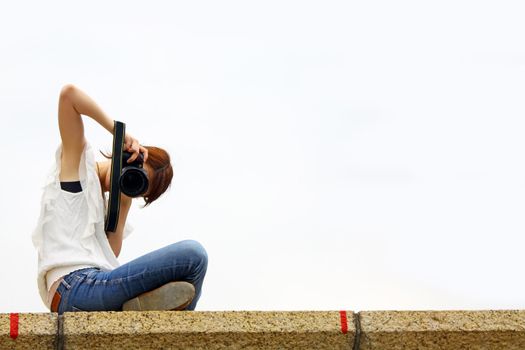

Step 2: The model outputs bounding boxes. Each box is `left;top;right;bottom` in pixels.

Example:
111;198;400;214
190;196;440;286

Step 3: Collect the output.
105;120;125;233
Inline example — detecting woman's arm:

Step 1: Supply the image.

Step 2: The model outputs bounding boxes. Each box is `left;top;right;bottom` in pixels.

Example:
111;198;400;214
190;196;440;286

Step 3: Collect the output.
107;194;132;258
58;84;148;178
58;84;114;180
58;84;147;256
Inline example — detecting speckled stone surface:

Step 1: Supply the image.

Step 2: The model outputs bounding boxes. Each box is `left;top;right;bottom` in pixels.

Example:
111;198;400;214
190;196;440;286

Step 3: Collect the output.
63;311;354;349
360;310;525;350
0;313;57;350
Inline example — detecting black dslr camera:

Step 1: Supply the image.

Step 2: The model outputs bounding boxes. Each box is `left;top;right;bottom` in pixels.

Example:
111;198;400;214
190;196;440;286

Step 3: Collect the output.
120;151;149;197
105;121;148;232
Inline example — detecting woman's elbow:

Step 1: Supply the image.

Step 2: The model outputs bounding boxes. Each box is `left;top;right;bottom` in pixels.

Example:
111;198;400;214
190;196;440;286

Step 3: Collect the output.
60;84;77;101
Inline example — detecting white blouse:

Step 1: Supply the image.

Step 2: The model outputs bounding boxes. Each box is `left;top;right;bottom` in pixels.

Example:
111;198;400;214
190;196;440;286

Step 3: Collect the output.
32;142;132;307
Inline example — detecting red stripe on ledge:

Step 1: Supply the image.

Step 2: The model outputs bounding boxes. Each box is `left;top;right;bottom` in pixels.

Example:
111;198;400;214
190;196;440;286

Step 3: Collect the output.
339;310;348;334
10;313;19;340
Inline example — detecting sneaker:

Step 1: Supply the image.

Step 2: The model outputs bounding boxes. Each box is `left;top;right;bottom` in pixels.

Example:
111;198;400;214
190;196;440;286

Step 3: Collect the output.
122;281;195;311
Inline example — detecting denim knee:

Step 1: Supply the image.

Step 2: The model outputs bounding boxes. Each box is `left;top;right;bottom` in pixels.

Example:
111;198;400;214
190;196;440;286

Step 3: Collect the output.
177;239;208;271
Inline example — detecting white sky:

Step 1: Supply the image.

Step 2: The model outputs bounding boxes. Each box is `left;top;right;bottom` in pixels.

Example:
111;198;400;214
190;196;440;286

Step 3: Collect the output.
1;0;525;313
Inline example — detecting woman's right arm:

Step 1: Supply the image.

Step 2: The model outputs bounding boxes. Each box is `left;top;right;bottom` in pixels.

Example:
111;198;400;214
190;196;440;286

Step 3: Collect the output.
58;84;147;181
58;84;115;180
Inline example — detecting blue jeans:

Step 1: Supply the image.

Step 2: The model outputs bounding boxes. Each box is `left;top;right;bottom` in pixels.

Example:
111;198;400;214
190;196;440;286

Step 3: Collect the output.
56;240;208;314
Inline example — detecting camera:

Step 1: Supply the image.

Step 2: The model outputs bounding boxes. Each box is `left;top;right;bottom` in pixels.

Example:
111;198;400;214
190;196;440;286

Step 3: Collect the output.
120;151;149;197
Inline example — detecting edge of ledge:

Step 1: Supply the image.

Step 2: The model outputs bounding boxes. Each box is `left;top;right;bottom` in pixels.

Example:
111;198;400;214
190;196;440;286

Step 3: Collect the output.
3;310;525;350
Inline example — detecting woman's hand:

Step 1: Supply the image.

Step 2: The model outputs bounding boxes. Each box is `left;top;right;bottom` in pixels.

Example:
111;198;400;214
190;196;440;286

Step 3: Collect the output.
124;133;149;163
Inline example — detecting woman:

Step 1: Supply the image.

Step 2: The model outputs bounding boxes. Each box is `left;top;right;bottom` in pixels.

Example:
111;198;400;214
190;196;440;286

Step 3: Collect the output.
32;84;208;314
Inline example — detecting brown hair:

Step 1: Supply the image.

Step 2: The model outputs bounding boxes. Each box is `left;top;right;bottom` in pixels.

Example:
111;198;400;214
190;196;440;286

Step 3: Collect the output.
142;146;173;207
100;146;173;207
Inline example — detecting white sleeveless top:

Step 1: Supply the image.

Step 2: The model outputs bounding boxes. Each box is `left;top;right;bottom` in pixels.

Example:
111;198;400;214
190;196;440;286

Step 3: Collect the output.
32;142;133;307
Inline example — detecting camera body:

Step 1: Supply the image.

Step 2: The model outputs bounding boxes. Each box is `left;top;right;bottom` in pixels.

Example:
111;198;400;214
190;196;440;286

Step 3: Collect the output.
120;151;149;197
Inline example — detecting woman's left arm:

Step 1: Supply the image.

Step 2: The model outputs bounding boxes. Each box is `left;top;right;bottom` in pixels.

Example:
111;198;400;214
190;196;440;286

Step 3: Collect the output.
107;194;132;258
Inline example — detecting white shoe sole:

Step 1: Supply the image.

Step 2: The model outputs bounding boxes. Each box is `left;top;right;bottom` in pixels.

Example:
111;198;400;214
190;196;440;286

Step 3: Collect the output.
122;281;195;311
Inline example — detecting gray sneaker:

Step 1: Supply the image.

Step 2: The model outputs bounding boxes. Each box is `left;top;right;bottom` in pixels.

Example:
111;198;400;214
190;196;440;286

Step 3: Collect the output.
122;281;195;311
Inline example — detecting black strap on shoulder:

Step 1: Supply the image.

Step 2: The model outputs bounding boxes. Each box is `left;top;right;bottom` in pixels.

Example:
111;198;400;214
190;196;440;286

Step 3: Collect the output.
105;121;125;233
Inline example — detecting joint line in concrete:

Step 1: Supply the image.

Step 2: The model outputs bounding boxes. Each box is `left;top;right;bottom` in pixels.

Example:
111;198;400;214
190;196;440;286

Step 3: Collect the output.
56;314;64;350
352;312;361;350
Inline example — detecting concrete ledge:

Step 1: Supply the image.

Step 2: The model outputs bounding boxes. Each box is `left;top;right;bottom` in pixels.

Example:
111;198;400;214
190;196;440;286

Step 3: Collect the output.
0;312;57;350
359;310;525;350
4;310;525;349
63;311;354;349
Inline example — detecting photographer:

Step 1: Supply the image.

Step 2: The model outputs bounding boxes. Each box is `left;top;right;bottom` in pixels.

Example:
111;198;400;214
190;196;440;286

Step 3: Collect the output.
32;84;207;314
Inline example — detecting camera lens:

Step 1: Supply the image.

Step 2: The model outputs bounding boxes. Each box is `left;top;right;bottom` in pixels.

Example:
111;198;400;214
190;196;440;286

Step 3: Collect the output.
120;167;149;197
